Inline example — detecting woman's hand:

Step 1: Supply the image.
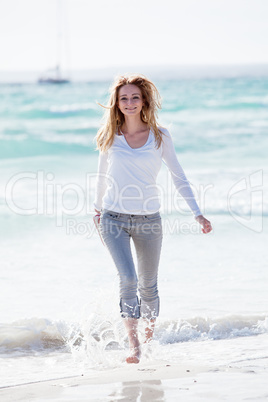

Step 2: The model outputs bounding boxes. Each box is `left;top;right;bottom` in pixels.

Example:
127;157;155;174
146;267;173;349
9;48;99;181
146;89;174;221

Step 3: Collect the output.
94;209;101;223
195;215;212;234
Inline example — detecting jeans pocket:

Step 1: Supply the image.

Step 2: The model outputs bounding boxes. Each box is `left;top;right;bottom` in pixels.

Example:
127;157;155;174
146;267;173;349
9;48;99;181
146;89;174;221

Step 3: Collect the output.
102;211;119;220
107;212;119;219
144;213;161;222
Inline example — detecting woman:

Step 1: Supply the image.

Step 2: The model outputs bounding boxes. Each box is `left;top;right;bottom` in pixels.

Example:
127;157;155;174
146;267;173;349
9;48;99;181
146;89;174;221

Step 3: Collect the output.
93;74;212;364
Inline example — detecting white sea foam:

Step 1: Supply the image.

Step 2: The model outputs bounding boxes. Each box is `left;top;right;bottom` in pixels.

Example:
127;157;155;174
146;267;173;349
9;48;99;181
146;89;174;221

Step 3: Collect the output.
49;102;98;113
0;318;68;351
1;315;267;355
41;133;91;145
0;134;28;141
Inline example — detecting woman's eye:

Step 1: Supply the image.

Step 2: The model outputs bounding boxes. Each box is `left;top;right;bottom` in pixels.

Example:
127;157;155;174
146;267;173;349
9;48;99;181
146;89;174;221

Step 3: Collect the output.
120;96;140;101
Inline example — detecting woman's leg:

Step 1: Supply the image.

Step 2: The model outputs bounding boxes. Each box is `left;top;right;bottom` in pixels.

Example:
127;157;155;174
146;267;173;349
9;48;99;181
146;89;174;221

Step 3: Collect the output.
100;212;139;316
100;212;141;362
131;214;162;341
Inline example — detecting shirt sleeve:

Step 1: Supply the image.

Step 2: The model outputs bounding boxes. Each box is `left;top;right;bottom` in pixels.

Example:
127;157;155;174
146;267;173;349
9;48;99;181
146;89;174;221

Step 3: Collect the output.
93;151;109;212
161;129;202;218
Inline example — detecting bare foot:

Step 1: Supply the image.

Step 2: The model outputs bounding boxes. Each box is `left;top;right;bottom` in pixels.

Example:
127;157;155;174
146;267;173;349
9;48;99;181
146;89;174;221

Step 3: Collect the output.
144;327;154;343
123;318;141;364
144;319;155;343
126;346;141;364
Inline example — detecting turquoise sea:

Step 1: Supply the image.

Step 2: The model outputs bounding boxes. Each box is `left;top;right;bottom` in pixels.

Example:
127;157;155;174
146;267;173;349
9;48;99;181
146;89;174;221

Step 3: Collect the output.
0;74;268;390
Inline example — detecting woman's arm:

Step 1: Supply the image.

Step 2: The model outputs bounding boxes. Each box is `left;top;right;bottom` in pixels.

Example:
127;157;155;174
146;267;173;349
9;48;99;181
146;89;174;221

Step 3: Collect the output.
161;129;212;233
161;129;201;217
93;151;109;213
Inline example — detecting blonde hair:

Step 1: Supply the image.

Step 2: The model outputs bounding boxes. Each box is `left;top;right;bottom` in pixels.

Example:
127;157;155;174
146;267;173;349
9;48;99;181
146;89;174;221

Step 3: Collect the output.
96;73;164;152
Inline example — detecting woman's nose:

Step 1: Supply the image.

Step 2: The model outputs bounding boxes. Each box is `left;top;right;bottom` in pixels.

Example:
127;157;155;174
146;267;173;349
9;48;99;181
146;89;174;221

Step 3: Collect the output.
127;98;133;105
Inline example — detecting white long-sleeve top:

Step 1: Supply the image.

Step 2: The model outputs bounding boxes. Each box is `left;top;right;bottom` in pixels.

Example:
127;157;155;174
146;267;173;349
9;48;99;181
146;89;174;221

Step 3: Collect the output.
93;127;202;217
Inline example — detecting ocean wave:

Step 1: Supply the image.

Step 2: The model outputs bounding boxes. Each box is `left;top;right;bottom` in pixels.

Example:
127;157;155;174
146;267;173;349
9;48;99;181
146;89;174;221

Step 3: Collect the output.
1;315;267;354
205;96;268;108
40;133;92;146
0;318;68;352
0;134;28;141
156;315;268;344
0;136;93;159
49;103;98;113
0;103;98;120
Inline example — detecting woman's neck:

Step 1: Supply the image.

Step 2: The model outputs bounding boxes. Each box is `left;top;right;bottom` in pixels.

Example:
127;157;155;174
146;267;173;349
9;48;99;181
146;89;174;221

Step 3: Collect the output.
121;116;148;135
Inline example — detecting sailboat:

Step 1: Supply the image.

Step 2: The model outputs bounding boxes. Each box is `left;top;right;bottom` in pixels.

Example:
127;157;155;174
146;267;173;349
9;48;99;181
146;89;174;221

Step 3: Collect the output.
38;0;70;84
38;65;70;84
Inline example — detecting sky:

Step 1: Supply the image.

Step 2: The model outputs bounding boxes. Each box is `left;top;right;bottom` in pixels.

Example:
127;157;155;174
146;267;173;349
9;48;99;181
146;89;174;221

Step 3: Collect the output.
0;0;268;72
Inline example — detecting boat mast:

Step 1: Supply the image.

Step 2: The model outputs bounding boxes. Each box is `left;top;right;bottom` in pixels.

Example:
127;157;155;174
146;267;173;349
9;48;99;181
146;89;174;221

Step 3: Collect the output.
56;0;62;79
38;0;70;83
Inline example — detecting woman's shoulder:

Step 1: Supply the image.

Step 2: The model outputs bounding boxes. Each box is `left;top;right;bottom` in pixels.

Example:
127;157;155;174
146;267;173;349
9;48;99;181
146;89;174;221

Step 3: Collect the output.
155;126;173;144
149;126;173;153
159;126;170;136
151;125;170;135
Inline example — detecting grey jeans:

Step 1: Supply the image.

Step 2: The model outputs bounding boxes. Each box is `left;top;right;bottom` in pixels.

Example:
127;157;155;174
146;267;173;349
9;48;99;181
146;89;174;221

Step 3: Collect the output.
99;209;163;320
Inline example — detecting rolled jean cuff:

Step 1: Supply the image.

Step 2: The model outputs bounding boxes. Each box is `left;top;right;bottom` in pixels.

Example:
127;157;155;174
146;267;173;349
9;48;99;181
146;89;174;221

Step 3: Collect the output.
120;297;140;319
140;296;160;320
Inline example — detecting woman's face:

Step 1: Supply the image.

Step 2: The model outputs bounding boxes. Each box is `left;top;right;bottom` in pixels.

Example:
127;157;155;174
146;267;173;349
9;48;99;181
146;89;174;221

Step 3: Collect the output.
117;84;143;117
